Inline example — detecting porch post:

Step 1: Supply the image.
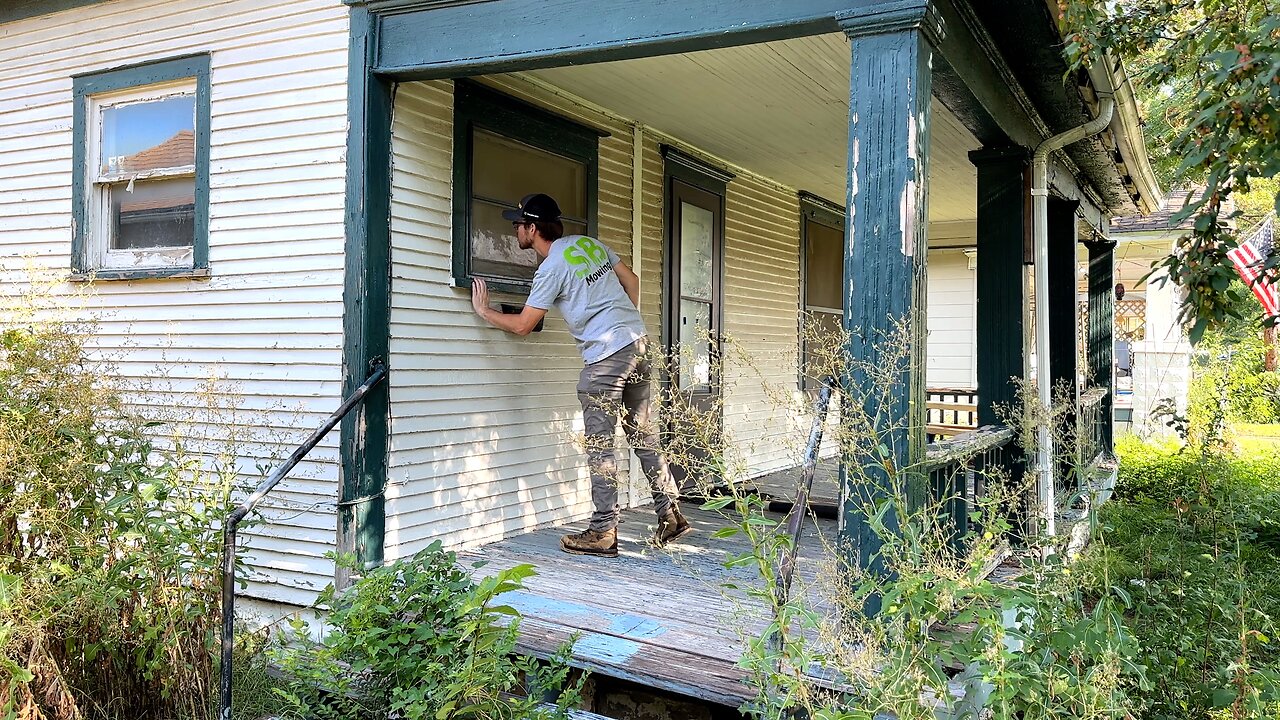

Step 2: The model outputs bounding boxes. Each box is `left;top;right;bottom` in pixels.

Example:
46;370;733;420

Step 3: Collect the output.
1086;238;1116;454
1047;198;1080;404
835;2;939;616
1047;199;1079;491
970;146;1030;538
970;148;1030;426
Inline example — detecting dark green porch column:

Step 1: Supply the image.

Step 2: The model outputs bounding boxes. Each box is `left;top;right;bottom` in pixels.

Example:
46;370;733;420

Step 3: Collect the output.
1047;198;1080;405
836;3;939;616
1048;199;1079;491
970;148;1030;427
1086;238;1116;454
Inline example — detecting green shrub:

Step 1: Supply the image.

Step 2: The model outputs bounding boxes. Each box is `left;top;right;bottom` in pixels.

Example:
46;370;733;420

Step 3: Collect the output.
270;544;581;720
1080;439;1280;719
0;322;232;720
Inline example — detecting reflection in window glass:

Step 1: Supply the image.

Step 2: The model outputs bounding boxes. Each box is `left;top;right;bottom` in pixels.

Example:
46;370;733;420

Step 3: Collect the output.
680;202;714;300
679;299;712;390
100;95;195;175
469;129;588;282
472;130;586;219
110;177;195;250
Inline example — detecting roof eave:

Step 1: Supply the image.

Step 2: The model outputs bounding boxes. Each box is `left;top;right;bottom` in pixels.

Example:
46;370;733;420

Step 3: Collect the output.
1090;51;1163;216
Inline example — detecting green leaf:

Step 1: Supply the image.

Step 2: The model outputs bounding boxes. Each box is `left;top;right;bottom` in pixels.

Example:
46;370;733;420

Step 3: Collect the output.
711;526;740;539
701;496;736;511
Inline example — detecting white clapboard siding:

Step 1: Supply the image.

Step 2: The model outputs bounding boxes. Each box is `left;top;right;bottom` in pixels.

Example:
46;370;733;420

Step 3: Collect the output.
639;135;811;481
0;0;350;606
926;248;978;389
383;78;642;561
722;175;807;477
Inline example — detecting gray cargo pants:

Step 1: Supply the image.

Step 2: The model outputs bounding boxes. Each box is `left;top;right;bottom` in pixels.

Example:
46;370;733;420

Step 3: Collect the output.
578;337;679;532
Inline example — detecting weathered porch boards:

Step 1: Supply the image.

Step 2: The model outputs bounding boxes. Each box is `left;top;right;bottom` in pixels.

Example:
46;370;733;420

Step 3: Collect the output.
459;505;840;707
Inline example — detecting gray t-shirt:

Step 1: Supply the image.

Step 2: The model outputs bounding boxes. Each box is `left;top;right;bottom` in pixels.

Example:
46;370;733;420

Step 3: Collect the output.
525;235;646;364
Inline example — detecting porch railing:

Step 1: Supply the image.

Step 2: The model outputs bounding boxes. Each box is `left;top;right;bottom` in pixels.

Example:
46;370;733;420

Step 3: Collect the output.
1065;385;1109;498
771;382;1014;611
219;360;387;720
926;387;978;437
925;424;1016;553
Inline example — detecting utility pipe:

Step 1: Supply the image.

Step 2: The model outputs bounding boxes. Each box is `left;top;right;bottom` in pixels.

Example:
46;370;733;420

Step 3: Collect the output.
1031;95;1114;537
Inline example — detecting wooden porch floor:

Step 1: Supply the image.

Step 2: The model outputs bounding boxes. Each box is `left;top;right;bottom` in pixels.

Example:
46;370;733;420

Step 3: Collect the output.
458;504;839;707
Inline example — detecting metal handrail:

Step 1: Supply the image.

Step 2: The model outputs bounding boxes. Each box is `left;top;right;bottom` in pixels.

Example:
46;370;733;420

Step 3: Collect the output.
219;360;387;720
774;376;836;609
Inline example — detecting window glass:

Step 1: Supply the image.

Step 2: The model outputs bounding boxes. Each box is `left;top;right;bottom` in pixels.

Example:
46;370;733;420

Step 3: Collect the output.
100;95;195;175
805;220;844;310
679;299;713;390
680;202;714;300
469;129;589;283
472;130;586;220
802;310;844;383
110;177;196;250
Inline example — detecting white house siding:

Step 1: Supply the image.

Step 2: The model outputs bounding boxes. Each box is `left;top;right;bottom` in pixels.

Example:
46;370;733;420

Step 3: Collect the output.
0;0;351;606
384;74;987;557
926;249;978;389
383;78;641;560
637;139;809;481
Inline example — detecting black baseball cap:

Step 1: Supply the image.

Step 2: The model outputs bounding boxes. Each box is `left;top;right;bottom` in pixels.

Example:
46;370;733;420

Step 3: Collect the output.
501;193;561;223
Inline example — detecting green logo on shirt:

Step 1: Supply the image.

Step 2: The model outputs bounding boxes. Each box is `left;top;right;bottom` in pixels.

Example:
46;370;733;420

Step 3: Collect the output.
563;237;611;280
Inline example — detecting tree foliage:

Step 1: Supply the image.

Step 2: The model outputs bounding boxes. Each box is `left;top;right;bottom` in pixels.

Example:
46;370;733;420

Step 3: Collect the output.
1059;0;1280;341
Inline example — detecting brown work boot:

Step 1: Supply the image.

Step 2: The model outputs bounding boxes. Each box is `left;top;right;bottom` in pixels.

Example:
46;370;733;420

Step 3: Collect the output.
653;507;692;547
560;528;618;557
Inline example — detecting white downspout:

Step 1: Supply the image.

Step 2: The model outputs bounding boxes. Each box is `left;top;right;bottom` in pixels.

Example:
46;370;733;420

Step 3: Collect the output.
1031;95;1114;538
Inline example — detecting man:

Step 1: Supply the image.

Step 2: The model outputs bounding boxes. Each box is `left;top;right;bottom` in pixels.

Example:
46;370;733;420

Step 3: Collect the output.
471;193;691;558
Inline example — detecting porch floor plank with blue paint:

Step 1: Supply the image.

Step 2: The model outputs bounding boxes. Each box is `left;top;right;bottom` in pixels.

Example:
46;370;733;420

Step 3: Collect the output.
459;504;839;707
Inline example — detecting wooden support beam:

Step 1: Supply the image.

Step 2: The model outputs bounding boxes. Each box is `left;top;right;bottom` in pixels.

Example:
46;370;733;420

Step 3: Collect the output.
374;0;876;78
1086;238;1116;455
970;147;1030;426
1047;198;1080;493
1047;198;1080;401
836;2;936;617
970;146;1030;539
338;6;394;583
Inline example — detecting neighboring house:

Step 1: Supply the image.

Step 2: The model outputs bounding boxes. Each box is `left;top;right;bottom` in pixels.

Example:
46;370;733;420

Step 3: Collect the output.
0;0;1160;708
1108;189;1208;434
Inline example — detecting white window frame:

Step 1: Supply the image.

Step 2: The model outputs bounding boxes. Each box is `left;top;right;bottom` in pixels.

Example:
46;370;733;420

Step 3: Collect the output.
85;79;197;272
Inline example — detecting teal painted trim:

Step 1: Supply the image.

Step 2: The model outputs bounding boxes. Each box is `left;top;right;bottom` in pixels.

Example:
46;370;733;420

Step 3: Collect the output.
837;23;933;618
799;192;845;228
374;0;873;78
450;80;602;292
69;267;211;282
836;0;943;43
339;6;394;576
1085;240;1116;454
71;54;211;275
0;0;106;24
658;151;727;370
929;0;1046;148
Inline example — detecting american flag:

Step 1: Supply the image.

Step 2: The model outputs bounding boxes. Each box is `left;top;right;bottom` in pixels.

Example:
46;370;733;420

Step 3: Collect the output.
1226;216;1279;318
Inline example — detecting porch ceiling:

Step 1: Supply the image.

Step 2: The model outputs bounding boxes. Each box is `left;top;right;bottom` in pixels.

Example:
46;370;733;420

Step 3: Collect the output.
519;32;981;229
